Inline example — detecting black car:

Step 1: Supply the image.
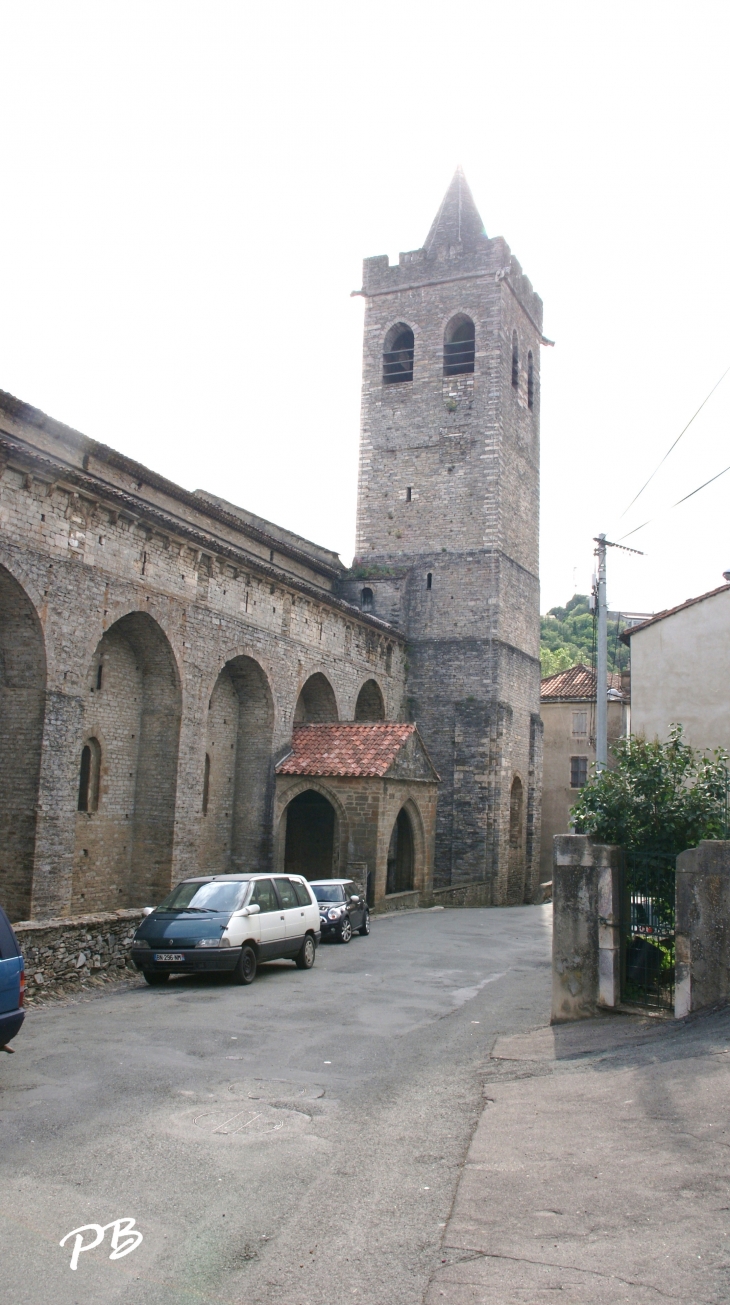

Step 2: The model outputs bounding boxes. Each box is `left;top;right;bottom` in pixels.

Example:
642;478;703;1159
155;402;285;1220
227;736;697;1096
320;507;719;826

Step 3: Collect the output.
310;879;370;943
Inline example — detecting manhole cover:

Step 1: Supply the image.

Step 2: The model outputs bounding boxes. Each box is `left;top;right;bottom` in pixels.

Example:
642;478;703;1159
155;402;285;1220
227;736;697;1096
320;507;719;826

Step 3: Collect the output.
193;1103;309;1136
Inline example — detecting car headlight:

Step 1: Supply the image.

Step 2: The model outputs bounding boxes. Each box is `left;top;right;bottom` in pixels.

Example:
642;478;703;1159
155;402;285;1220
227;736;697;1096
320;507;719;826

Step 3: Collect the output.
327;907;345;920
133;938;150;947
196;937;230;948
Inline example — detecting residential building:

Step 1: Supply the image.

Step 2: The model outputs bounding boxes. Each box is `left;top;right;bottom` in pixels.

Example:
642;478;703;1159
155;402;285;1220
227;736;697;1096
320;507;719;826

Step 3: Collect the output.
621;581;730;755
539;664;627;884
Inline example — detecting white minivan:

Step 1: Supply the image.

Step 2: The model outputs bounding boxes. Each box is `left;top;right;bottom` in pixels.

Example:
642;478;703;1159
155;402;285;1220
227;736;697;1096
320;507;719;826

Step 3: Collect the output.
130;873;321;986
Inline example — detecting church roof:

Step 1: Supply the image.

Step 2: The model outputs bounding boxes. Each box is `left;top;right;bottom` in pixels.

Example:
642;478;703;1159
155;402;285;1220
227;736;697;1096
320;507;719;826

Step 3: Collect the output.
424;166;487;252
276;723;437;778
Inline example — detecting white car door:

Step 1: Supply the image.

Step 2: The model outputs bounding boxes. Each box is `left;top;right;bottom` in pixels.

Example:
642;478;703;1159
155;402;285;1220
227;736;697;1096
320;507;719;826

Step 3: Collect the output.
274;877;308;953
248;878;287;958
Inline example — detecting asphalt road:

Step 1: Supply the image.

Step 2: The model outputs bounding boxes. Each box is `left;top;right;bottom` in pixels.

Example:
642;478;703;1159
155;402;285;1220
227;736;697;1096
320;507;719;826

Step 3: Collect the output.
0;905;552;1305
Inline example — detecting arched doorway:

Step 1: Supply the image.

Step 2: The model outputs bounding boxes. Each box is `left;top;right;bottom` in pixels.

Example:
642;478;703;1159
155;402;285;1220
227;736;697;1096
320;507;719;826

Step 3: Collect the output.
507;775;525;904
355;679;385;722
0;566;46;922
294;673;338;723
386;806;414;895
283;789;337;880
73;611;181;912
201;655;274;873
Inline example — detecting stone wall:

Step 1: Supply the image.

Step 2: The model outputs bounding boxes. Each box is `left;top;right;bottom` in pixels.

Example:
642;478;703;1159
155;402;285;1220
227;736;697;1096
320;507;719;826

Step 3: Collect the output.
0;392;407;924
13;909;143;1002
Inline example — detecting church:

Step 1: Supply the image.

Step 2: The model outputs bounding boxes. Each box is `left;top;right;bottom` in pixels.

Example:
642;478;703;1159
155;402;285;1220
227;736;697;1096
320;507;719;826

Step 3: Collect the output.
0;169;543;924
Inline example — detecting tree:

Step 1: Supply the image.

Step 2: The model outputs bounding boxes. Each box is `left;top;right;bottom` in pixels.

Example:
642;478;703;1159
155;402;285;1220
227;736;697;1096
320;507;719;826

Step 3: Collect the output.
571;725;729;856
540;593;629;678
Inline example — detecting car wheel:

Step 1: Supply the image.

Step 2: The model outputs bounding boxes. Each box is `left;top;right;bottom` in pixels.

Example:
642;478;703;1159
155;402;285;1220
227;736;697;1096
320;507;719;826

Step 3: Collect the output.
232;944;257;985
359;911;371;936
295;935;316;970
339;917;353;944
143;969;169;986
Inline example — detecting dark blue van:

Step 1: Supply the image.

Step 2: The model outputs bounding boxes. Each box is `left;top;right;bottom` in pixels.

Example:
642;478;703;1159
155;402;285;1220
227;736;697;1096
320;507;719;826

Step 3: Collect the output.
0;907;25;1050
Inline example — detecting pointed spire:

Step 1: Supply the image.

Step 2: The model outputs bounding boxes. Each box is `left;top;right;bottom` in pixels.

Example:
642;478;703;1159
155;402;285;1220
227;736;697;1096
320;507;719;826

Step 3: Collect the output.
423;166;486;253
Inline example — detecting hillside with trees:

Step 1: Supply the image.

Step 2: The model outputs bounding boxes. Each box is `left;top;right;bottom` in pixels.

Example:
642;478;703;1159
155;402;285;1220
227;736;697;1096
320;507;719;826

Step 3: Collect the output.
540;593;629;679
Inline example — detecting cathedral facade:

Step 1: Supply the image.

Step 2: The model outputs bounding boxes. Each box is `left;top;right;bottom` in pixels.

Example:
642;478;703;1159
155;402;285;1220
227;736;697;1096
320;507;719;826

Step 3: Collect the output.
0;170;541;924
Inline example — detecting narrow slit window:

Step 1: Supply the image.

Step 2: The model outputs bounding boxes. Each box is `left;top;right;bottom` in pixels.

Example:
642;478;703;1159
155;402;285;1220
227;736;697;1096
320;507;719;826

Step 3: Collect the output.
406;486;412;503
527;350;534;410
426;572;432;590
383;324;414;385
511;330;519;389
202;752;211;815
444;315;475;376
96;663;103;690
77;738;101;812
361;587;373;612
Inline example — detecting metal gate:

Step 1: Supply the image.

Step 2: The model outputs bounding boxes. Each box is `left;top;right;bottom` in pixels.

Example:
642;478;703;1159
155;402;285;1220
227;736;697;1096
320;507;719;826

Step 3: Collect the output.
621;850;676;1011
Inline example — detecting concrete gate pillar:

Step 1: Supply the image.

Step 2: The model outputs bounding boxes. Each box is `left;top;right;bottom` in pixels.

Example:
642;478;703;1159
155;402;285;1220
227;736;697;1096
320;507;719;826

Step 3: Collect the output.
551;834;622;1023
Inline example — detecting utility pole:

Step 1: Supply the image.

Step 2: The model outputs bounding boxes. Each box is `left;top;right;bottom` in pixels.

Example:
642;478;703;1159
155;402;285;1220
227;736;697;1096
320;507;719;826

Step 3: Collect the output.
592;534;644;774
595;534;608;772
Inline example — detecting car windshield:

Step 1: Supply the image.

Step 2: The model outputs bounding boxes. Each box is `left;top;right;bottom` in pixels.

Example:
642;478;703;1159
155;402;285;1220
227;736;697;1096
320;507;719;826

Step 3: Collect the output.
312;884;347;903
157;880;248;913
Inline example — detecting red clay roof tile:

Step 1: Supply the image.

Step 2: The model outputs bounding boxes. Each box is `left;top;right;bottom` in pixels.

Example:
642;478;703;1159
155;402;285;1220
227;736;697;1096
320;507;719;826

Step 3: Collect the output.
276;723;418;778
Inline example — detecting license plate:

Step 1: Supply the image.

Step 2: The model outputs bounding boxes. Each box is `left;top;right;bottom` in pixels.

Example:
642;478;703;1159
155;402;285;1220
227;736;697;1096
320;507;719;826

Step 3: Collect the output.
154;952;185;962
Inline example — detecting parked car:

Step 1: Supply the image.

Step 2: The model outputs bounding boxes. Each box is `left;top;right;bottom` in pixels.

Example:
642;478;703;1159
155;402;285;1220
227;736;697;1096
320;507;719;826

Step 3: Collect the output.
131;873;320;986
0;906;25;1051
310;879;370;943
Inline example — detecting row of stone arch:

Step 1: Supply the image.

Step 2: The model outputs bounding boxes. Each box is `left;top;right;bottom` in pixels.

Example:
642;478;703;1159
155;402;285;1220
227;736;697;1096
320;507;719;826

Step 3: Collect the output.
383;315;475;384
0;563;389;922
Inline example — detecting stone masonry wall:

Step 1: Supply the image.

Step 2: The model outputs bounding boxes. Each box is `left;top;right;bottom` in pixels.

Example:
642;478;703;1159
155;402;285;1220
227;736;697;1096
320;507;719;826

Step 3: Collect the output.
14;909;144;1002
0;397;407;923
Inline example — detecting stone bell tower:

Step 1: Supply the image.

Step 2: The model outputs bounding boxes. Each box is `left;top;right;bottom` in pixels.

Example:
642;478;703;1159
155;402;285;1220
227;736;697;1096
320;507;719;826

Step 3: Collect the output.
345;168;544;904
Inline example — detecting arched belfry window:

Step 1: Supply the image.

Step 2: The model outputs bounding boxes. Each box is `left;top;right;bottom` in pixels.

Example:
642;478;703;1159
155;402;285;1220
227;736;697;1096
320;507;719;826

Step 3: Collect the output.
78;737;101;813
361;587;373;612
444;315;475;376
527;350;534;410
511;330;519;388
383;323;414;385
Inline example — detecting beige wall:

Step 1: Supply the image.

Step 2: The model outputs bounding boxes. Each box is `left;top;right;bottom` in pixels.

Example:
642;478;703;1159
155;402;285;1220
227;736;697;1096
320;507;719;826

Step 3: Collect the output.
539;698;625;883
629;589;730;755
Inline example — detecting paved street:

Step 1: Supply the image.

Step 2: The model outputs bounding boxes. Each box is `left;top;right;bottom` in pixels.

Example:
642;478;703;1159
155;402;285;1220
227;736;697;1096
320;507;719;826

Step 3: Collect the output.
0;905;552;1305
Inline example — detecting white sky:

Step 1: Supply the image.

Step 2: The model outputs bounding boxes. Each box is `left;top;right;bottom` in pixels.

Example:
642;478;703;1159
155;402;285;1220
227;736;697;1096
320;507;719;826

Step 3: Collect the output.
1;1;729;617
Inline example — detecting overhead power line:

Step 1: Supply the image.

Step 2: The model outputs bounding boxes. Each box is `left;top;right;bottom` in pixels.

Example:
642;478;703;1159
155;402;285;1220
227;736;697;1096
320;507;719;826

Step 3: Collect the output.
620;362;730;519
619;458;730;541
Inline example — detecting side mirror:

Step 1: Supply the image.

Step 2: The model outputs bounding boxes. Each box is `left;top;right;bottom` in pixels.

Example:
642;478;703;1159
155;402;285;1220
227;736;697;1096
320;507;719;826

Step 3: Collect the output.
142;907;154;916
350;895;359;903
238;903;260;916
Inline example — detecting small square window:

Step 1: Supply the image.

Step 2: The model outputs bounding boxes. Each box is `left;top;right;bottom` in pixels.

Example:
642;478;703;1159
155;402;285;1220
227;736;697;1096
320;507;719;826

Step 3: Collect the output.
572;711;587;737
570;756;588;788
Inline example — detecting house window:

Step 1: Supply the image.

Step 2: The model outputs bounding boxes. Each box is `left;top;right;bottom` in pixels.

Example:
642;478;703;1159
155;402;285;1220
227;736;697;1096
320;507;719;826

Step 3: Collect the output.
572;711;587;737
570;756;588;788
382;324;414;385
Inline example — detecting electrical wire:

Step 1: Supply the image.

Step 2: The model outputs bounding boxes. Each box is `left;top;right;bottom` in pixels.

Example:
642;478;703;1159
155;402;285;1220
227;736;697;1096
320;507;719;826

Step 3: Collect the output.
619;362;730;519
619;459;730;541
